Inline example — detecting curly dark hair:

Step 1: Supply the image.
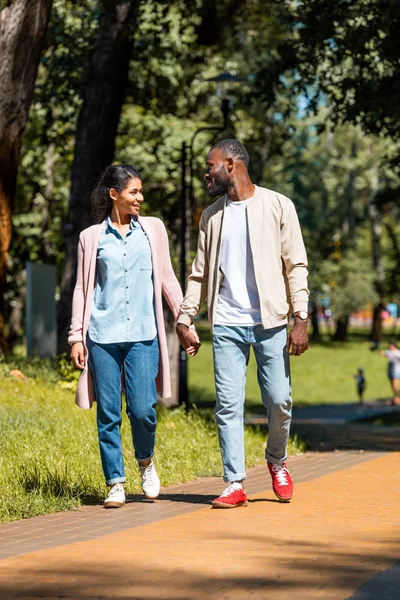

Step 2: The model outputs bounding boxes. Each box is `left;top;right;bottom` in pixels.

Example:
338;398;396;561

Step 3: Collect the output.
210;139;250;166
91;164;141;223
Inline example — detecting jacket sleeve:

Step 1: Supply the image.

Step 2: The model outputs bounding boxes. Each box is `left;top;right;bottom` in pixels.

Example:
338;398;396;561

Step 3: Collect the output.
160;221;184;320
280;199;309;313
177;210;209;327
68;234;85;345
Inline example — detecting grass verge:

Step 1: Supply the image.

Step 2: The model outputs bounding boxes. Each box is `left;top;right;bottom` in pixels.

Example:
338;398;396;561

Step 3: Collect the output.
189;326;393;409
0;376;304;523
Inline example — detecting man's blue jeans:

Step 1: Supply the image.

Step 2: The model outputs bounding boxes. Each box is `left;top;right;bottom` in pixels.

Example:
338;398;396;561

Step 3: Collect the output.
212;324;292;482
87;336;159;486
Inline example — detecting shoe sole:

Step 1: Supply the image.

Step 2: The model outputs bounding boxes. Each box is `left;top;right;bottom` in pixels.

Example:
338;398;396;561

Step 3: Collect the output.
104;501;125;509
143;492;159;500
211;501;248;509
273;491;292;502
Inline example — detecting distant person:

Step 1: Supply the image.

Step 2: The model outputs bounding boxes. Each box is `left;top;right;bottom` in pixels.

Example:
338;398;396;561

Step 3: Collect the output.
176;139;309;508
379;341;400;406
69;165;199;509
353;368;366;404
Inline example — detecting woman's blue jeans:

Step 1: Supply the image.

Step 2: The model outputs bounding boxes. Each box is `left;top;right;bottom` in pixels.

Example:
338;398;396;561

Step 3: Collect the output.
87;336;159;486
212;324;292;482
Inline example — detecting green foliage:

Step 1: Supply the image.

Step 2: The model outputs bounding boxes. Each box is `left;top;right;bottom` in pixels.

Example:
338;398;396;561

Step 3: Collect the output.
287;0;400;141
7;0;400;345
319;252;379;319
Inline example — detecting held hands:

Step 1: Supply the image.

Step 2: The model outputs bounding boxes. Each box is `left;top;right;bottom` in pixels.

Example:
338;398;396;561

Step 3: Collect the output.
286;318;308;356
70;342;86;369
176;323;201;357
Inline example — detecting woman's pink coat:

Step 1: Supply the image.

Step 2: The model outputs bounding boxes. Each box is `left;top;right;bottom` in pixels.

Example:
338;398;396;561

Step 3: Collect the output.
68;217;183;409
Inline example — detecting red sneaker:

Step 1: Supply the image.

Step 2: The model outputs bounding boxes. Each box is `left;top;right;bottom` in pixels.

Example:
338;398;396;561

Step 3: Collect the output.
212;482;248;509
268;462;293;501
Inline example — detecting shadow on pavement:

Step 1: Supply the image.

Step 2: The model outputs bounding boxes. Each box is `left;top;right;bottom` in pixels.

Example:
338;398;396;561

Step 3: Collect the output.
0;535;398;600
290;422;400;452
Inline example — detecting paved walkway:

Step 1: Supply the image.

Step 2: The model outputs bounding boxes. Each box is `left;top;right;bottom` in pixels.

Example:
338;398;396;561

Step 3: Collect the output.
246;399;400;426
0;450;399;599
246;401;400;452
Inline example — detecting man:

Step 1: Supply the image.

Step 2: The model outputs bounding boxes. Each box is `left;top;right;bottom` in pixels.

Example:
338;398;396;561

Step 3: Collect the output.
176;139;309;508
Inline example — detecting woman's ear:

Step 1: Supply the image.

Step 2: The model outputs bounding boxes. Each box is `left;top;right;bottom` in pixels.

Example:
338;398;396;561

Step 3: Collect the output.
109;187;118;202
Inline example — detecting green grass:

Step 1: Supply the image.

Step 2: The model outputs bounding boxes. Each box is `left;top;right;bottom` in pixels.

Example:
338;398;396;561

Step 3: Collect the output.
1;327;390;523
189;326;392;410
0;373;304;523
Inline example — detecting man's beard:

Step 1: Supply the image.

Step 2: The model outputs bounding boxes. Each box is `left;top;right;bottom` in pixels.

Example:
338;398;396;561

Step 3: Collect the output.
208;166;233;197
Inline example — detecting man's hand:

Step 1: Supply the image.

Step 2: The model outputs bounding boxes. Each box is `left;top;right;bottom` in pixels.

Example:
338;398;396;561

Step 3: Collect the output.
71;342;86;369
176;323;201;356
286;318;308;356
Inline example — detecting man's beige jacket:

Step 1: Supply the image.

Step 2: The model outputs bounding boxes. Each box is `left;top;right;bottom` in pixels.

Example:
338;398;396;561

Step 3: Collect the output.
177;185;309;332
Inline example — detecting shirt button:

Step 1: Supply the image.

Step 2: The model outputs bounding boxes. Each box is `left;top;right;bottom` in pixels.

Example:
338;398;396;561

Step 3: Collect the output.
125;269;128;273
126;301;129;304
127;317;130;321
124;253;126;256
126;286;128;289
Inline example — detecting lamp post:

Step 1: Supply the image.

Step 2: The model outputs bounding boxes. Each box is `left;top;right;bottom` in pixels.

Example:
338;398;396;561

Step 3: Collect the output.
178;73;243;407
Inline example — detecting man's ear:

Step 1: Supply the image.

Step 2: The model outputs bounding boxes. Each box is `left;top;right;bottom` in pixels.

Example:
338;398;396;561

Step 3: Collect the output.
226;157;234;173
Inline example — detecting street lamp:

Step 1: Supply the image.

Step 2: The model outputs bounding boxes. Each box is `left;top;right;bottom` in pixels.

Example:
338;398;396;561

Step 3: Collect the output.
178;73;244;407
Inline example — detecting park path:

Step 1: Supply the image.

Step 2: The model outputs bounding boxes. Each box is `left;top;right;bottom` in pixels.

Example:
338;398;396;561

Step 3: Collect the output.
0;450;399;599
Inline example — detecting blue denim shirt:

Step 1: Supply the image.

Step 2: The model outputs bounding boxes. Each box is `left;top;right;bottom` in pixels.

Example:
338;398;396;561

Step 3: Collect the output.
88;217;157;344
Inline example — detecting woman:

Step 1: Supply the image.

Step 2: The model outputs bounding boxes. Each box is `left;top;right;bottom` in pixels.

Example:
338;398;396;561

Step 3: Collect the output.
69;164;199;508
379;340;400;406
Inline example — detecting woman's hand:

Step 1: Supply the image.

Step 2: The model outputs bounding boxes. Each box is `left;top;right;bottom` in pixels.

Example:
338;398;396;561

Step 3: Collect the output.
70;342;86;370
176;324;201;357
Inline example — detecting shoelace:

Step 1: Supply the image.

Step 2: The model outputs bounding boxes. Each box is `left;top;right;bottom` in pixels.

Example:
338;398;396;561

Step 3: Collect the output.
271;465;289;486
220;482;243;497
109;484;123;496
140;463;154;484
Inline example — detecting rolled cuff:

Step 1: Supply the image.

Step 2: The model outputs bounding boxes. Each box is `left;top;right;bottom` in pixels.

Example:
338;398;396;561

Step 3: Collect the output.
68;335;84;346
177;313;192;327
292;301;309;314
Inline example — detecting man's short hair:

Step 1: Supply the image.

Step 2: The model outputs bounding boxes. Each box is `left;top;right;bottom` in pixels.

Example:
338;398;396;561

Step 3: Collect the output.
211;139;249;166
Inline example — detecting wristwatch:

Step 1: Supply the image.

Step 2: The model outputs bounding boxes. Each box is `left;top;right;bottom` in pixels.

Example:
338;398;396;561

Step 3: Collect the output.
294;311;308;320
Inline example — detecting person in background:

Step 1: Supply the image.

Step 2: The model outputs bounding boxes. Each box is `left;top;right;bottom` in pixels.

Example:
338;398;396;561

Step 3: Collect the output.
379;341;400;406
69;165;199;508
353;368;366;404
176;139;309;508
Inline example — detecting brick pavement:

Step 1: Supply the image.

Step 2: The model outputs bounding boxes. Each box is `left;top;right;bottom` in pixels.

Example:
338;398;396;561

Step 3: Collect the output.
0;450;374;560
0;450;399;599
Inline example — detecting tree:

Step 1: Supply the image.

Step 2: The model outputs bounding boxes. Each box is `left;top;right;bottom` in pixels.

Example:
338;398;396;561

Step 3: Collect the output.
319;252;379;342
57;0;139;353
286;0;400;141
0;0;53;353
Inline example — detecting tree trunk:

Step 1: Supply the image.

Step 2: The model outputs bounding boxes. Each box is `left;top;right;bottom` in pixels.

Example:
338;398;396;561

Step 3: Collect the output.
334;316;349;342
370;303;384;348
57;0;138;353
369;199;385;345
385;221;400;296
310;302;320;341
0;0;53;353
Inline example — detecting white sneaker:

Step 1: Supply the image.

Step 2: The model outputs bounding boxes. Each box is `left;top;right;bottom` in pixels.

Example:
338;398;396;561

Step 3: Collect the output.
104;483;125;508
139;460;160;499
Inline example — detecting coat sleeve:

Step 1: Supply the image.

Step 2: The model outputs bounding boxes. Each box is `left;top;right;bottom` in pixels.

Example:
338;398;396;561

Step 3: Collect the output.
280;198;309;313
177;209;209;327
160;221;184;320
68;234;85;345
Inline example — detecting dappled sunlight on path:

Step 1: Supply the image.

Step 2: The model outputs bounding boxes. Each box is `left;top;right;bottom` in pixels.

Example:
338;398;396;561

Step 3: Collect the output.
0;453;398;599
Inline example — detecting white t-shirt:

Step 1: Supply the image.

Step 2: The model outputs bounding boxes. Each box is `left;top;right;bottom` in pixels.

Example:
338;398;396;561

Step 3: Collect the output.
214;198;262;325
384;349;400;365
